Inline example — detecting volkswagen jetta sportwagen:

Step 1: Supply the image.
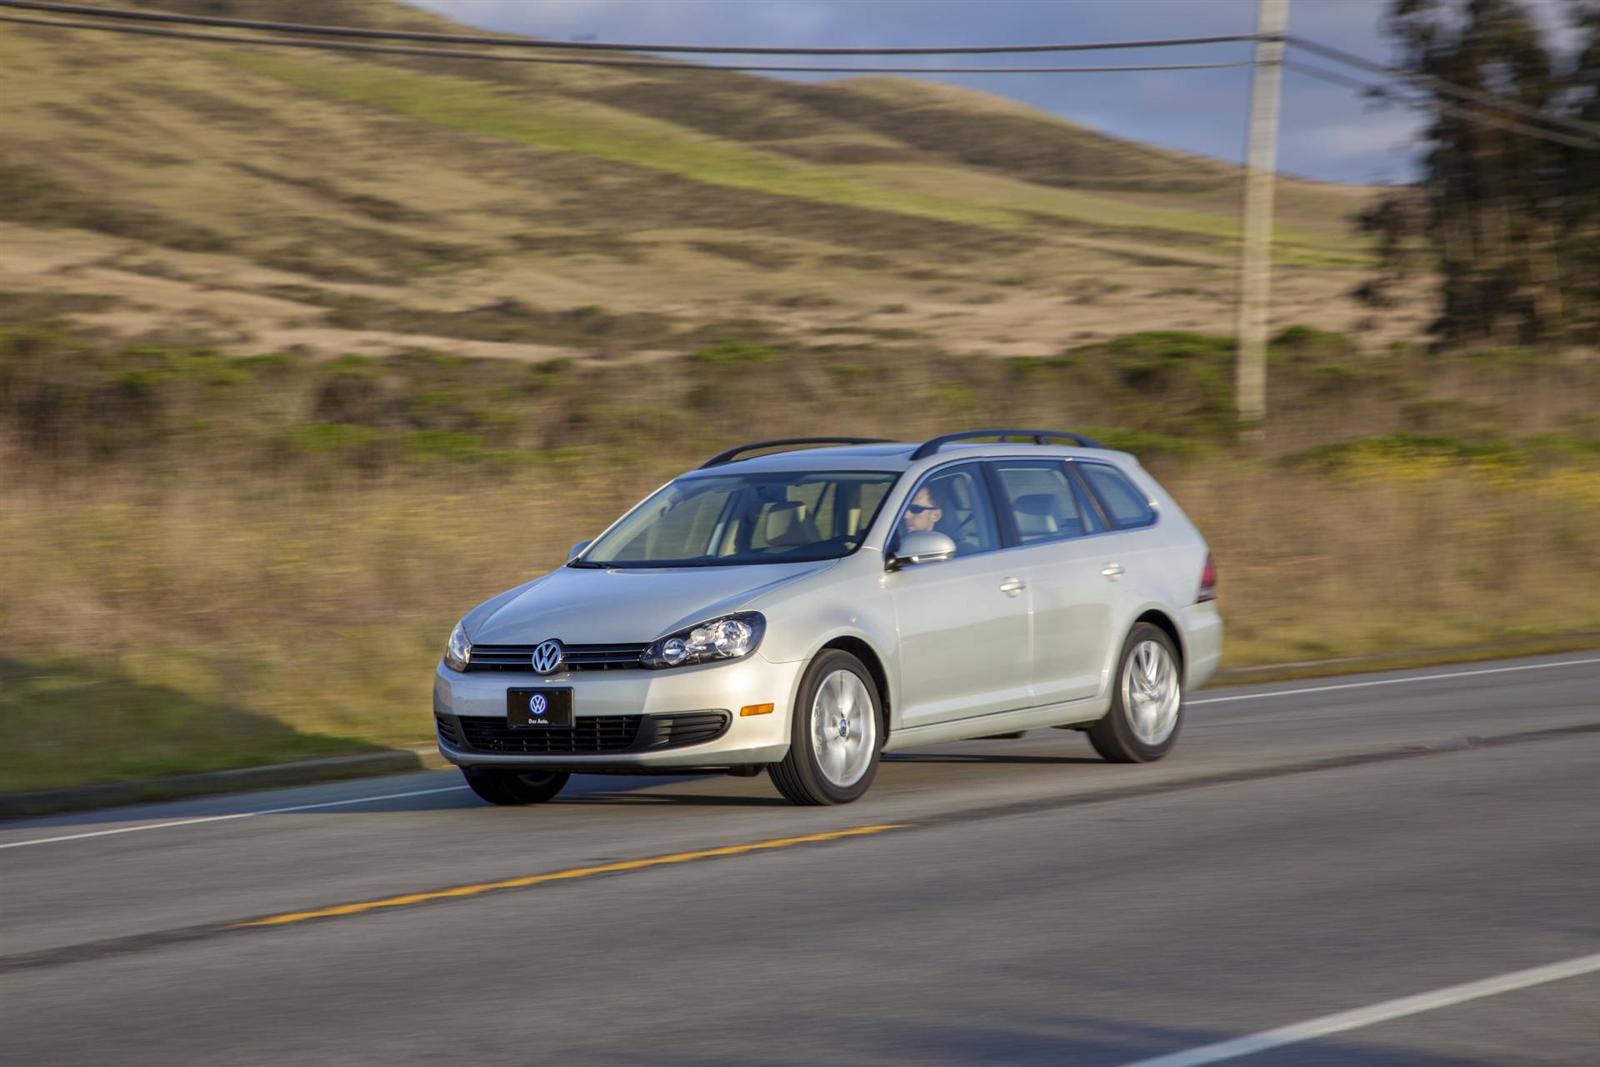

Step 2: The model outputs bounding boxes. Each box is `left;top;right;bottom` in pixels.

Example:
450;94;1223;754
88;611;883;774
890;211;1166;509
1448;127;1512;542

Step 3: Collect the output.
436;430;1221;806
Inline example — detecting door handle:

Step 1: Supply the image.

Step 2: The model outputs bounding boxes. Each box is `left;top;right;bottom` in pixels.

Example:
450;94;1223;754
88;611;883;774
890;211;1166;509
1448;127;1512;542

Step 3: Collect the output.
999;576;1026;596
1101;562;1125;580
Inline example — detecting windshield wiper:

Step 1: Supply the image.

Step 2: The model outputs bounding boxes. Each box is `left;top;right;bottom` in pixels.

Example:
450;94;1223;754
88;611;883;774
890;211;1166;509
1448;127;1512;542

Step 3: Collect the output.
566;559;608;568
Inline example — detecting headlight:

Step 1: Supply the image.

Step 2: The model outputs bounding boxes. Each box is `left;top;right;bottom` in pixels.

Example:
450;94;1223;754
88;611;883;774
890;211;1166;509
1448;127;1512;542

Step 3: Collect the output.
444;621;472;672
642;612;765;669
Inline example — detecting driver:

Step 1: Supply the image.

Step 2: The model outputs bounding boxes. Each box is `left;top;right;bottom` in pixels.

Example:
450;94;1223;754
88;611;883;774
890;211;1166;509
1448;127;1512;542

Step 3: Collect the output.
901;486;943;535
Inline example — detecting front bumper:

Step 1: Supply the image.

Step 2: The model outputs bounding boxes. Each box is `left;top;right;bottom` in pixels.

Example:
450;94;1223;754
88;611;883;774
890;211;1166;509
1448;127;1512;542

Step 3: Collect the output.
433;654;802;770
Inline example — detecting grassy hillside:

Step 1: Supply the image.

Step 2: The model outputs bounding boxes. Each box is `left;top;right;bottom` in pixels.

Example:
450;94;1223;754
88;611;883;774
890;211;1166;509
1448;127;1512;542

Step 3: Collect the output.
0;0;1399;366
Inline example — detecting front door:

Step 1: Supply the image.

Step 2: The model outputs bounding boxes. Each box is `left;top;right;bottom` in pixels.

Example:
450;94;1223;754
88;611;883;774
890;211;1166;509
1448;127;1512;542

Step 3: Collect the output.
888;463;1033;726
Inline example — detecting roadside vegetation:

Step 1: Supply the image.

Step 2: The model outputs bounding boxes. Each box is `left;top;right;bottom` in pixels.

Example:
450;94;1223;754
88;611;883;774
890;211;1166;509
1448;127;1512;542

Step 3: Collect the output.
2;321;1598;792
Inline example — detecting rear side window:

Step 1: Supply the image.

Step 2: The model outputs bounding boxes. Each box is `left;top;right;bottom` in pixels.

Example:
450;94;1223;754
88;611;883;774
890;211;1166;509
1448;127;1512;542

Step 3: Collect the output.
1078;462;1157;529
992;461;1094;545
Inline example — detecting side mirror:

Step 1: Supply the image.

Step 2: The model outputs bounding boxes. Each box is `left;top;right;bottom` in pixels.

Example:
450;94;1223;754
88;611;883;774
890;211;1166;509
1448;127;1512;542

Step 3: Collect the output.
567;540;591;561
888;530;957;570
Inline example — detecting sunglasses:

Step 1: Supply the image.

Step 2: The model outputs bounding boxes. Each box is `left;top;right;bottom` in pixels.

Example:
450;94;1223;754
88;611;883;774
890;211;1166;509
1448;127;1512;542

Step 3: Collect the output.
906;504;939;514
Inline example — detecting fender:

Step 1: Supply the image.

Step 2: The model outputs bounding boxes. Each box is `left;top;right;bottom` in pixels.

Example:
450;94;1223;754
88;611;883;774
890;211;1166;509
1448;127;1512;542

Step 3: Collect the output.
1097;600;1188;699
774;621;901;738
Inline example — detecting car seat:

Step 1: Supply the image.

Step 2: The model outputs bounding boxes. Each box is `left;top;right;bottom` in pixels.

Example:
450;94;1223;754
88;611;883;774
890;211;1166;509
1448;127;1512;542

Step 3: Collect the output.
1013;492;1083;540
761;501;820;548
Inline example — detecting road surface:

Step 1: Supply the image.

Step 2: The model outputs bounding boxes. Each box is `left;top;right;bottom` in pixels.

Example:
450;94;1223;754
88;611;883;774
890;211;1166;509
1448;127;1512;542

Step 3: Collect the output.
3;653;1598;1065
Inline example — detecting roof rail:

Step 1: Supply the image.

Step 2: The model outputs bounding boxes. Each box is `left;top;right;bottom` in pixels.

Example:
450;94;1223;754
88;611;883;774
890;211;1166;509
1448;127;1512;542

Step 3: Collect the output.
699;437;894;469
910;428;1102;461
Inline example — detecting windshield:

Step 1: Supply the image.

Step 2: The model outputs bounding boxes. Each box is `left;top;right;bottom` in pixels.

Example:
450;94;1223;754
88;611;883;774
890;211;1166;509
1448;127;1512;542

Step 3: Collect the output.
578;470;900;568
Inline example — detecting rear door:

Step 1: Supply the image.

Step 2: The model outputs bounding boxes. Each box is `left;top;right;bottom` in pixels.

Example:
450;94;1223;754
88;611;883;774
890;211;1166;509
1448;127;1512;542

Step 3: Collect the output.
888;462;1034;727
986;458;1118;705
1070;457;1165;645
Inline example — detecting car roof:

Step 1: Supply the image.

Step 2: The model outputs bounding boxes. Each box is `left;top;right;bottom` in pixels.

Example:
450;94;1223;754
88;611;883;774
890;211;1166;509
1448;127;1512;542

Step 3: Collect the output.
679;441;1128;477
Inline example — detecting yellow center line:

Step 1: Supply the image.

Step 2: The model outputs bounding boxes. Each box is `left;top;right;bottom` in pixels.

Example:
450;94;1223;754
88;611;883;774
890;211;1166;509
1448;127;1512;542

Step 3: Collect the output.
235;823;909;928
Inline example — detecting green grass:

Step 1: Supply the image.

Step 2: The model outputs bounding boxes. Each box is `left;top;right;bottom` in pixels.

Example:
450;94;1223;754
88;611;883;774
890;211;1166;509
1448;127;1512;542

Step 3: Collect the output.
864;164;1371;263
0;658;371;793
231;54;1021;230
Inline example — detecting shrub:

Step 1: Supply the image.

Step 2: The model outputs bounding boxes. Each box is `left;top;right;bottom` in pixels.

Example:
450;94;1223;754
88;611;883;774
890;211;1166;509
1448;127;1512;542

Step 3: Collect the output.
690;340;778;365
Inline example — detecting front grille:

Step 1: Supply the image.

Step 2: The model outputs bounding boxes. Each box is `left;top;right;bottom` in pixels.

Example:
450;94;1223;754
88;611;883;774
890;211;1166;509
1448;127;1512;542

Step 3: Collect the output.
465;643;647;672
651;712;729;749
435;714;462;747
457;714;644;754
442;711;730;755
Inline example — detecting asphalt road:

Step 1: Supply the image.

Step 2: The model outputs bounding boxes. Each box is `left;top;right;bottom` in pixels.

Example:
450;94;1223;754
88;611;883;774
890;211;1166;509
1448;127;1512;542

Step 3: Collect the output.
3;653;1598;1066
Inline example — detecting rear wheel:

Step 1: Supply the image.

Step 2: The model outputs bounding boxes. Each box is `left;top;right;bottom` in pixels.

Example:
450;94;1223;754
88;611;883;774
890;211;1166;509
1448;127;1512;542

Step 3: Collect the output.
461;766;570;805
769;650;883;805
1087;623;1183;763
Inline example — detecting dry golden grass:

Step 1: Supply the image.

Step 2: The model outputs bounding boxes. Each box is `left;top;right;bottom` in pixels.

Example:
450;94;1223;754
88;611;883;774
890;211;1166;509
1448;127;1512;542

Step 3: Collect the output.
1177;462;1600;663
3;323;1597;791
4;425;1598;792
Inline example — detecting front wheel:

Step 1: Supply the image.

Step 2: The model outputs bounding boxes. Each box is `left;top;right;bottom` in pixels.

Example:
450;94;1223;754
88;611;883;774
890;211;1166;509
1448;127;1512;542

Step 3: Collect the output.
1087;623;1183;763
769;650;883;805
462;766;570;805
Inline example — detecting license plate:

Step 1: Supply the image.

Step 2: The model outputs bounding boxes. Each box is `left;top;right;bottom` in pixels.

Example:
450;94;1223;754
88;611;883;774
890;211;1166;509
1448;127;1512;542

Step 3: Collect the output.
506;687;574;728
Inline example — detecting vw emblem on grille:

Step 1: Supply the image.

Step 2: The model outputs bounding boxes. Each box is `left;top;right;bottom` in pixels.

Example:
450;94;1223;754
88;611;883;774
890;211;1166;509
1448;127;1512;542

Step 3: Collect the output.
530;639;564;675
528;693;549;717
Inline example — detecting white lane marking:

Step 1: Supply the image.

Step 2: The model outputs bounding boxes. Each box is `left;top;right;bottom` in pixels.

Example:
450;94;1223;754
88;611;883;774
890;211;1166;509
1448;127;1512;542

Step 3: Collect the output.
0;785;468;850
1118;950;1600;1067
1189;656;1600;706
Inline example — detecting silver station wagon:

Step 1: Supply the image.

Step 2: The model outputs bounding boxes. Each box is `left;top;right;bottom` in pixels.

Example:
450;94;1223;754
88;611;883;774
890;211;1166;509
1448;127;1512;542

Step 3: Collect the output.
436;430;1221;805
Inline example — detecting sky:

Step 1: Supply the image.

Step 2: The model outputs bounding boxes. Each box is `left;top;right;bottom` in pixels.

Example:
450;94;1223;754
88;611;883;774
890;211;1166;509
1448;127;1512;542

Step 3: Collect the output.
407;0;1580;185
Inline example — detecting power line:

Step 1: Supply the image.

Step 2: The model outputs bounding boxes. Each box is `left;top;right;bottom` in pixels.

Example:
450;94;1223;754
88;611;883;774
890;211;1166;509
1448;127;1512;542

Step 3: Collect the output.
1288;34;1600;142
5;10;1583;145
1287;60;1600;152
0;13;1257;74
0;0;1267;56
7;0;1588;143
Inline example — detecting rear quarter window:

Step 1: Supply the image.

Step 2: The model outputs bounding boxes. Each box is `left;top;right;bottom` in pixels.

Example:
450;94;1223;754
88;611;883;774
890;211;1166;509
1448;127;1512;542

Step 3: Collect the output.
1078;462;1157;529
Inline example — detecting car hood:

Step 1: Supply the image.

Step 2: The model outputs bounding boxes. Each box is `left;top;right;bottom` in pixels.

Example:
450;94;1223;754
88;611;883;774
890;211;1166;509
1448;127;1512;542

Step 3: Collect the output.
465;560;838;645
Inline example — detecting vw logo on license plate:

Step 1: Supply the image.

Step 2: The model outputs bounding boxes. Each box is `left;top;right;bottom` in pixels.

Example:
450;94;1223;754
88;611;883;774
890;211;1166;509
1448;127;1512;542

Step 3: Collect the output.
528;693;549;719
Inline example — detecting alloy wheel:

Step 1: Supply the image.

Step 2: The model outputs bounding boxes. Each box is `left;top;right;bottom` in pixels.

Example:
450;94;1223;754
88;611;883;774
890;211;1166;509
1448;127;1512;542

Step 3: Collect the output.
809;668;877;787
1121;639;1181;746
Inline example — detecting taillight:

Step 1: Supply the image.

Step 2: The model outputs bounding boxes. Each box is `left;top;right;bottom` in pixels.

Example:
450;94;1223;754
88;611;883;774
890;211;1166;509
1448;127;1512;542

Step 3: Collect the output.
1197;553;1217;603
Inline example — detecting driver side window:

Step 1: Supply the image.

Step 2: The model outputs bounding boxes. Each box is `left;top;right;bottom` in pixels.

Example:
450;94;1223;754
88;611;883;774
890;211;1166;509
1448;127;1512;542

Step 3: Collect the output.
893;464;1000;557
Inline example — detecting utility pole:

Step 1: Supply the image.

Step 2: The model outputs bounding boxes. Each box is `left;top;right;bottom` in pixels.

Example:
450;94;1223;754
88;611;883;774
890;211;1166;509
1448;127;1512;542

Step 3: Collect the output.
1235;0;1288;430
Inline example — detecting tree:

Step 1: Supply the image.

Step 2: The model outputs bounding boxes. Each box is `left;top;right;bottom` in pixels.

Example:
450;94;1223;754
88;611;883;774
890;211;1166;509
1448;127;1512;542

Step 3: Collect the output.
1564;0;1600;340
1364;0;1600;346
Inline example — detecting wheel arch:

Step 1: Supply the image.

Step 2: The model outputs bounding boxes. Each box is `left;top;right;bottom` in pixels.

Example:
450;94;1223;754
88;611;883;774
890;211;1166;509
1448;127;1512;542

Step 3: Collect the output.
817;635;892;741
1131;606;1186;677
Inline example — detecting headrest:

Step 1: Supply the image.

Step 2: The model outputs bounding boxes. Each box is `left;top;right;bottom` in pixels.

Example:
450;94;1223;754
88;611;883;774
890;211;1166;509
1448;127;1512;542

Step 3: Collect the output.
1015;493;1063;517
762;501;810;545
1014;493;1061;536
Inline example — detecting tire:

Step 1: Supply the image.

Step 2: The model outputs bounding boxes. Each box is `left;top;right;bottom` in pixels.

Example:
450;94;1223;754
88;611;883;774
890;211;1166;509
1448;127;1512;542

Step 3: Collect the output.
1087;623;1183;763
769;649;883;805
461;766;570;805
